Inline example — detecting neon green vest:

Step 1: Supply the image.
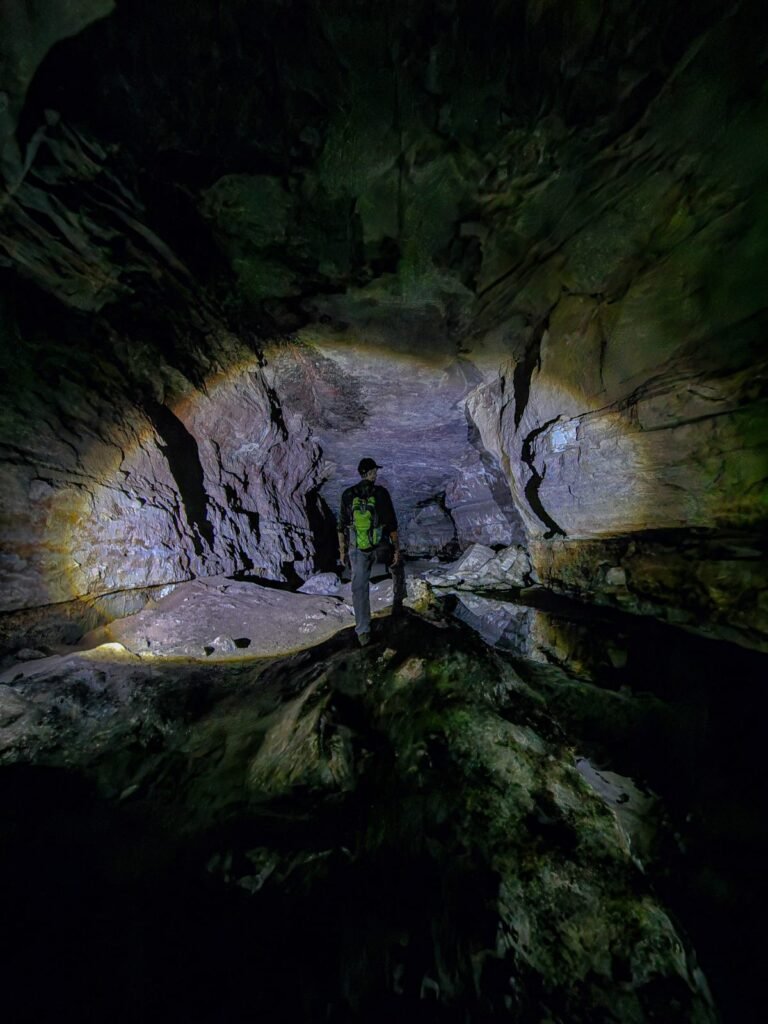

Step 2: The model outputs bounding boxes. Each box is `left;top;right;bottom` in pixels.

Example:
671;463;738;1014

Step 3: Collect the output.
351;493;382;551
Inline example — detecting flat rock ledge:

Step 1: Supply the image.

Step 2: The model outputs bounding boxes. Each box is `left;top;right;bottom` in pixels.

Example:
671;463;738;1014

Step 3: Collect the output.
1;575;432;680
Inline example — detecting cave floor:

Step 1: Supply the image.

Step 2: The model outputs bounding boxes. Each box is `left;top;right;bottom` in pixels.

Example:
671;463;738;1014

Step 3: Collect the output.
1;583;767;1022
0;560;446;680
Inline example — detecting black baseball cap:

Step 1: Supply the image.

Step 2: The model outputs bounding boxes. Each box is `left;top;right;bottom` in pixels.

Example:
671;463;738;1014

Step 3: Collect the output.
358;457;382;475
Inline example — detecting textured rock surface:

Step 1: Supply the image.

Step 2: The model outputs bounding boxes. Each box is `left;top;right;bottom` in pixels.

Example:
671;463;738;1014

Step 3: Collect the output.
0;319;323;610
297;571;343;596
403;500;457;557
0;118;324;648
0;0;114;179
96;577;354;660
0;618;716;1022
444;445;526;548
530;532;768;651
0;573;429;670
0;0;766;651
262;331;516;549
425;543;536;592
0;8;765;1021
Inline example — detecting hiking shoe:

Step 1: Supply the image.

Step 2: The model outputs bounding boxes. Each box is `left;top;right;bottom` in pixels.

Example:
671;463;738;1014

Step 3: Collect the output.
357;632;371;647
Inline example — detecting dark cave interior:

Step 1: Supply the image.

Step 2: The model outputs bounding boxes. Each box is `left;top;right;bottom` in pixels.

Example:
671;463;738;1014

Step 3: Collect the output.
1;2;767;1021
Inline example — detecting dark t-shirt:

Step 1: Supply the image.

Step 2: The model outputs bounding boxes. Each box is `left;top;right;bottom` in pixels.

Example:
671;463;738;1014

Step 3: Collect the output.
339;481;398;545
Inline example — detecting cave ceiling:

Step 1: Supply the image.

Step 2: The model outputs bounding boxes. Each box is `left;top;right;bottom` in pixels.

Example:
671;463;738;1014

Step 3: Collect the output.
8;0;755;338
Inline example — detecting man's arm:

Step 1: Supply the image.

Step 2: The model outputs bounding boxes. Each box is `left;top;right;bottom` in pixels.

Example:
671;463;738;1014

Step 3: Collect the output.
379;487;401;563
389;529;402;564
338;491;350;565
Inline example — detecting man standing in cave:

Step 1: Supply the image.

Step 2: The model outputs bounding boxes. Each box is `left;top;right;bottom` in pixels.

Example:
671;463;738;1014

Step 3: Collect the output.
338;458;405;646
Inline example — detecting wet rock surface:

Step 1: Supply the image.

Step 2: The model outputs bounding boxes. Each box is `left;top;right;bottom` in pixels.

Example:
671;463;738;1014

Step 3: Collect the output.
0;613;727;1023
0;573;431;674
529;531;768;652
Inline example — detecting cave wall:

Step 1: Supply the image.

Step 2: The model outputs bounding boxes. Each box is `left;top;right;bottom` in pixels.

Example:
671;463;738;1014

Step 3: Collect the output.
0;115;323;645
0;0;114;180
0;285;323;630
457;7;768;640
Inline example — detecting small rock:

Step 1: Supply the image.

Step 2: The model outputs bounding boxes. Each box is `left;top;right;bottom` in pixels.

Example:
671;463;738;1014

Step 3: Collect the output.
28;479;54;502
421;544;532;590
605;566;627;587
404;578;435;610
205;635;238;655
14;648;49;662
484;545;533;587
298;572;342;595
606;645;628;669
393;657;426;687
453;543;496;573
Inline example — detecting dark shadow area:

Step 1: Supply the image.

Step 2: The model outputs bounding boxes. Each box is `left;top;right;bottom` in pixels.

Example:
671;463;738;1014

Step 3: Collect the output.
0;609;764;1021
305;485;340;572
226;571;295;591
143;400;215;555
512;318;546;430
445;588;768;1023
0;762;497;1024
521;424;568;538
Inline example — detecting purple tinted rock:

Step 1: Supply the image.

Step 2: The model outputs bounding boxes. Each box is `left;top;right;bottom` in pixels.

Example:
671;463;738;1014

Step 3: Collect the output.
298;573;343;595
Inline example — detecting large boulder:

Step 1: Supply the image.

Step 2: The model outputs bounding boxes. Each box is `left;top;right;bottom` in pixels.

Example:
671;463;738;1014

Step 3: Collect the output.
425;543;536;591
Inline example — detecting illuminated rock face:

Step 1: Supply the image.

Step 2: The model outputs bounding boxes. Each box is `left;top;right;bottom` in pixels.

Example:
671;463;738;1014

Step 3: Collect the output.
0;116;326;625
263;334;524;552
0;316;324;617
0;0;766;648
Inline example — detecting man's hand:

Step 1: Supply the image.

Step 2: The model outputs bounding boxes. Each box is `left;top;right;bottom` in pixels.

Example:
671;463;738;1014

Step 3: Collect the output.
390;530;402;567
337;531;347;572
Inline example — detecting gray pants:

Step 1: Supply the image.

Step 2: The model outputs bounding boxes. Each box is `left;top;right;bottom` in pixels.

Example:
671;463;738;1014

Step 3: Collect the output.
350;544;406;637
